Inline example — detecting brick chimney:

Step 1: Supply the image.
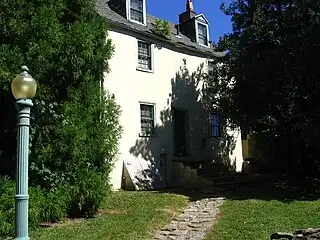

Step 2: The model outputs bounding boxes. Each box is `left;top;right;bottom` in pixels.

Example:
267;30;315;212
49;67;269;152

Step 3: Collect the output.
178;0;197;41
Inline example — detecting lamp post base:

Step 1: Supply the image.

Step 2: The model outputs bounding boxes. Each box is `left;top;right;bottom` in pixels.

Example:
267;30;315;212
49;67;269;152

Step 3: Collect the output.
15;237;30;240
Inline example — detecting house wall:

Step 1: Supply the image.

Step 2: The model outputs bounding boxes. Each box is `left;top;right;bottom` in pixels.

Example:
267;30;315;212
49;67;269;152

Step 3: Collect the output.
103;29;243;190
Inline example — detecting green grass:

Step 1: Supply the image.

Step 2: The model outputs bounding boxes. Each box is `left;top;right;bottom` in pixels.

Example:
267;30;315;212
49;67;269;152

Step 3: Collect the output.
206;199;320;240
31;191;188;240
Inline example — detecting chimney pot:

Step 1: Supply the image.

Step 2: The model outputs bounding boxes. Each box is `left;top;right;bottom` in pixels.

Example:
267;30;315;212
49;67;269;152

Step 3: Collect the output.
186;0;195;12
179;0;196;24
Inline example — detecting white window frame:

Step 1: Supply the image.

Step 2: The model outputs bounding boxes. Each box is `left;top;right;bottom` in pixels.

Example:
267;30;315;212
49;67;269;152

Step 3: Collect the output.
139;102;156;137
136;40;154;73
126;0;147;26
195;21;210;48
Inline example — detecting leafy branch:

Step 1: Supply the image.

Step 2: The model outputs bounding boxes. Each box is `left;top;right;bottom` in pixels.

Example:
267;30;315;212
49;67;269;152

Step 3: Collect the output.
152;19;171;38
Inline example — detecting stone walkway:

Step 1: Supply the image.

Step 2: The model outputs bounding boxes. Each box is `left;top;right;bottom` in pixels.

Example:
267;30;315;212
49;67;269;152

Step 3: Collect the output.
153;197;226;240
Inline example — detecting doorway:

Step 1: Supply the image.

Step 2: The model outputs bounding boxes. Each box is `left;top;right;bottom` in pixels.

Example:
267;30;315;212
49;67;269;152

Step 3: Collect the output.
173;108;188;157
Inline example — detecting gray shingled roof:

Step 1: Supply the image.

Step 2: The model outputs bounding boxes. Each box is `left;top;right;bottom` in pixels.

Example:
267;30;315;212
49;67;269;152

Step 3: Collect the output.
95;0;226;58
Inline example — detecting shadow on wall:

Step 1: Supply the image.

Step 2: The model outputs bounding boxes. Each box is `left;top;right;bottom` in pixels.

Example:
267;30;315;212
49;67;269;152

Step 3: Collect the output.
128;60;238;190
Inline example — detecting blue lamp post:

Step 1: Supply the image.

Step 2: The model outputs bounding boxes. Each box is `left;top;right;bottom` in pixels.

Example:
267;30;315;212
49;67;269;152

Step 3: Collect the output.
11;66;37;240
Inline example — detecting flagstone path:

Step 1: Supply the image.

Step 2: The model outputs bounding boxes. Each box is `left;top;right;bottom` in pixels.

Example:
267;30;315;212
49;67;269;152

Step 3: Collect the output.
153;196;225;240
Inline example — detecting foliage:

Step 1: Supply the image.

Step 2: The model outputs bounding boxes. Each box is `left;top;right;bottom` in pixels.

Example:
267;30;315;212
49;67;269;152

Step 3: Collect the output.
30;82;121;191
202;61;237;130
218;0;320;134
0;0;121;226
0;176;15;237
0;176;71;238
209;0;320;174
153;19;171;38
68;169;109;218
41;187;71;222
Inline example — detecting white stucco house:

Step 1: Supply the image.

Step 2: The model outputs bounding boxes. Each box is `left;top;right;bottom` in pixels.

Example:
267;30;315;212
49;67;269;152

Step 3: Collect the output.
96;0;244;190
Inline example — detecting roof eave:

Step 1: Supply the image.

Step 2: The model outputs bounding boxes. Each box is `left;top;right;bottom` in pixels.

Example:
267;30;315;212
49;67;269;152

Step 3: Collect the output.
106;19;226;58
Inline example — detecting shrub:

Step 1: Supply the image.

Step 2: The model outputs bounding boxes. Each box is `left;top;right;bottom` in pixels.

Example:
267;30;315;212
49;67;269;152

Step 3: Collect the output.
68;169;110;218
42;187;70;222
153;19;171;37
0;0;121;225
0;176;15;237
0;209;13;237
30;82;121;217
0;176;71;238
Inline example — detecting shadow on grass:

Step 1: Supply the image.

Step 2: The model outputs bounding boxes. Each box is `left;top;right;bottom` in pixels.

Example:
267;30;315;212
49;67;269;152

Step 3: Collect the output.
156;174;320;203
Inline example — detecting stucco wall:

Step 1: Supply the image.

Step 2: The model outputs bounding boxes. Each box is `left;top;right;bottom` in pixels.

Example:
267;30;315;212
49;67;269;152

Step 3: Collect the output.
104;29;243;190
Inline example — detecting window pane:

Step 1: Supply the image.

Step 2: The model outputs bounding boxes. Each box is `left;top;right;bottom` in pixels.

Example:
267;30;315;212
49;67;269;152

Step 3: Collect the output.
138;42;150;56
138;41;152;70
208;61;214;75
131;0;143;11
198;23;206;35
212;126;220;137
211;113;220;137
140;104;154;136
138;56;151;69
211;114;219;125
141;120;152;134
130;9;143;23
198;34;208;45
198;23;208;45
197;17;207;24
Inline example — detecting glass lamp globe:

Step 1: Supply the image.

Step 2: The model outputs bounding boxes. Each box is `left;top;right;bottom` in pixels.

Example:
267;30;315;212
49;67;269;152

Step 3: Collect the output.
11;66;37;100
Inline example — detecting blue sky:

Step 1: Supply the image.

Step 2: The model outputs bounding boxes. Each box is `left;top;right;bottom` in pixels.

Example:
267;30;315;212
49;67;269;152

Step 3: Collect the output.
147;0;233;43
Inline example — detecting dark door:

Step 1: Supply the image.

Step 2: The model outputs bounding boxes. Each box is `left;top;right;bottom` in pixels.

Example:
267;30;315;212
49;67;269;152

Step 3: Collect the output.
173;108;188;156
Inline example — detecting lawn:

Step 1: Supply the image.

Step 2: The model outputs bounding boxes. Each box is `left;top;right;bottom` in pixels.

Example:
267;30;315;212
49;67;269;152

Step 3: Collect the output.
206;199;320;240
206;177;320;240
31;191;188;240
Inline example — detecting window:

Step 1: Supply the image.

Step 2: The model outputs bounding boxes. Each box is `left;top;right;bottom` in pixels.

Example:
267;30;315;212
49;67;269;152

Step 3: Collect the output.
208;61;215;75
137;41;152;71
129;0;145;24
194;15;210;47
211;113;221;137
140;104;155;136
197;22;209;46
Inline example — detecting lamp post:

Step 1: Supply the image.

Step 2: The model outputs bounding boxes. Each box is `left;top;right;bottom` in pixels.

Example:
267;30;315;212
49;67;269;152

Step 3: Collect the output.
11;66;37;240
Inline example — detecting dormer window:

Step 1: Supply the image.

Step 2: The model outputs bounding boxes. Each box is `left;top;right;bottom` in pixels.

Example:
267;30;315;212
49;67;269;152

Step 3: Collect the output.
127;0;146;25
178;2;210;47
195;15;209;47
197;22;208;46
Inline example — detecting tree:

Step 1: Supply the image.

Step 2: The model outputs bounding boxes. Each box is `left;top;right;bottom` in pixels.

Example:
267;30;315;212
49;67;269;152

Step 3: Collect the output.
219;0;320;131
206;0;320;175
0;0;121;217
